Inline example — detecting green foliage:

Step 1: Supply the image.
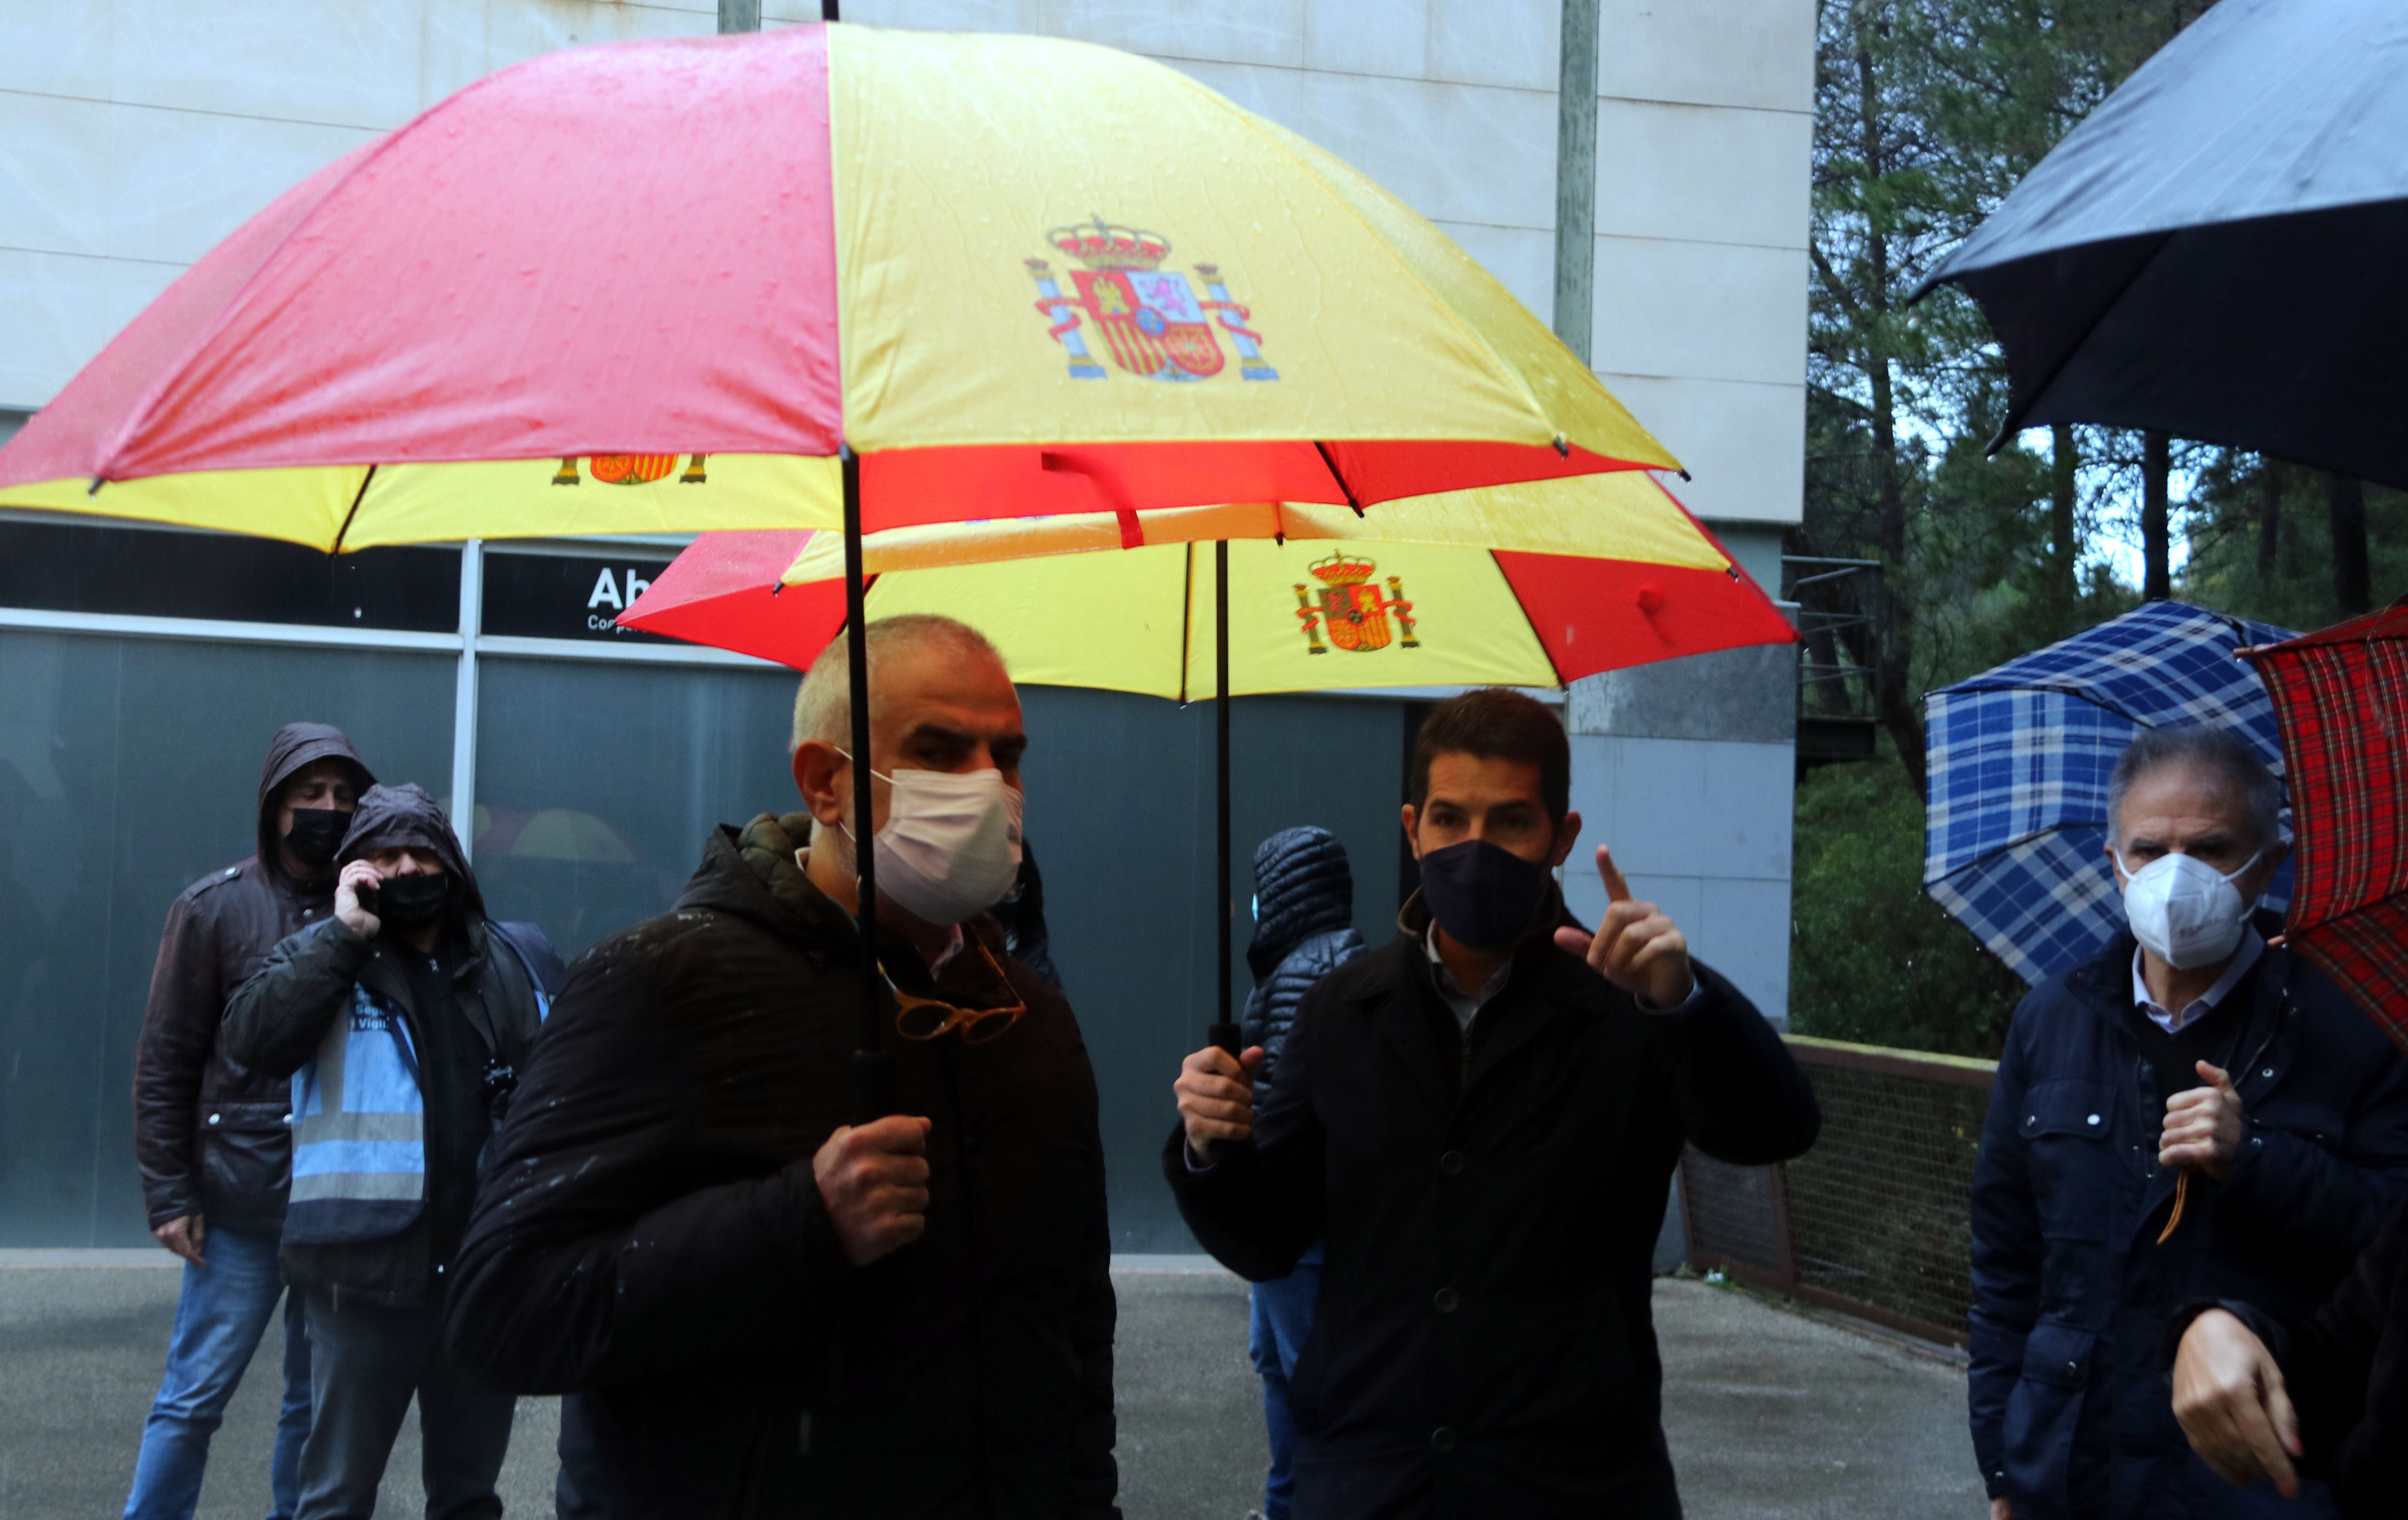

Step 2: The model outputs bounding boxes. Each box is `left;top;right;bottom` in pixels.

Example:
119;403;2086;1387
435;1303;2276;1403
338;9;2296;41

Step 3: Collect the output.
2181;462;2408;631
1790;746;2026;1058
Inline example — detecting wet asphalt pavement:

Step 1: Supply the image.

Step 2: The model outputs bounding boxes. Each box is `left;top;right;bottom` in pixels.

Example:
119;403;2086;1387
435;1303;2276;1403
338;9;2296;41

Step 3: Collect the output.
0;1252;1981;1519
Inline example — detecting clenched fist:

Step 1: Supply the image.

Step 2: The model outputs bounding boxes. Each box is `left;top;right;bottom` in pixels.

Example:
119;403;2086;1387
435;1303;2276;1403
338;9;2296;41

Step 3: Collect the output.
1175;1044;1264;1166
2161;1061;2245;1179
813;1114;932;1266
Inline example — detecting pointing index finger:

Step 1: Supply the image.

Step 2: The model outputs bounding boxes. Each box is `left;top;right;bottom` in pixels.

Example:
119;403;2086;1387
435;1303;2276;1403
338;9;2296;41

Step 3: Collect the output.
1597;846;1632;904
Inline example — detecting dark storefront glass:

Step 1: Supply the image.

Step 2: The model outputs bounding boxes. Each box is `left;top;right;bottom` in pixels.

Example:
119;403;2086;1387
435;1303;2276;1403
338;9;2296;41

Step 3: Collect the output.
0;632;455;1245
471;657;800;957
1016;687;1406;1251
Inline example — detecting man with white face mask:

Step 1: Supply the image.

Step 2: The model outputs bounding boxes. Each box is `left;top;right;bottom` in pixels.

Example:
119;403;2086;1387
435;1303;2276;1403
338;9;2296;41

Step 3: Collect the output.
443;615;1120;1520
1969;725;2408;1520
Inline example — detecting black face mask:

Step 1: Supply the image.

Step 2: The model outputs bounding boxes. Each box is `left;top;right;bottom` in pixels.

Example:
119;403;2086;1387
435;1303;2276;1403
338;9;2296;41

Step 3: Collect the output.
368;871;451;933
1417;838;1553;950
284;808;352;871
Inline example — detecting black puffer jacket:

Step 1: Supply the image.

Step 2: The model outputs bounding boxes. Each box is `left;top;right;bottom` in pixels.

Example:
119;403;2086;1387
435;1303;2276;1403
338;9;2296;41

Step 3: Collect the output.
444;814;1119;1520
1241;827;1364;1098
131;723;373;1230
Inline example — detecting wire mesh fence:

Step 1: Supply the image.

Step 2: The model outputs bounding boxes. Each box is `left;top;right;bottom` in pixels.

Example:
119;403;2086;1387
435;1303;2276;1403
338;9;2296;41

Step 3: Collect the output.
1680;1035;1996;1345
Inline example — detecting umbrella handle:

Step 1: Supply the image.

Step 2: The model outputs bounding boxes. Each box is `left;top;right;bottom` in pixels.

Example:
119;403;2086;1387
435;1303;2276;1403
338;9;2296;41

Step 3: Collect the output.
1208;1022;1242;1058
853;1049;896;1126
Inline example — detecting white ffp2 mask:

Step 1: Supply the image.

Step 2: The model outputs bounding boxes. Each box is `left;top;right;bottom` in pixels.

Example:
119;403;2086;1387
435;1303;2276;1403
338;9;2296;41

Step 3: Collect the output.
840;757;1025;926
2115;847;2261;970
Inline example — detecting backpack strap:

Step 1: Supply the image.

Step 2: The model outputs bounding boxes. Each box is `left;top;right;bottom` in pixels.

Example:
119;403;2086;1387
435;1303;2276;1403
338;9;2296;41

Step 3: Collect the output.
486;920;565;1021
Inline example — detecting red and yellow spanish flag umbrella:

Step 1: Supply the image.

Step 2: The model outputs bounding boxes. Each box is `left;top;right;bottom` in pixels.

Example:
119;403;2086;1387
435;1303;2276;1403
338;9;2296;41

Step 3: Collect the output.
0;21;1736;1101
0;23;1677;545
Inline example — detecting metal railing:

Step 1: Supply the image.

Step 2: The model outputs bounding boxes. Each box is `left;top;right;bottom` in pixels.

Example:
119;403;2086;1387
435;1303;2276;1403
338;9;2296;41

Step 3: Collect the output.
1681;1035;1997;1347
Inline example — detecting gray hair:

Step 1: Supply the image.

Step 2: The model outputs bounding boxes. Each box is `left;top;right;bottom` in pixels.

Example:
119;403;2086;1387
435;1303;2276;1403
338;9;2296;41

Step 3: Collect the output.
2106;724;2284;851
789;614;1004;755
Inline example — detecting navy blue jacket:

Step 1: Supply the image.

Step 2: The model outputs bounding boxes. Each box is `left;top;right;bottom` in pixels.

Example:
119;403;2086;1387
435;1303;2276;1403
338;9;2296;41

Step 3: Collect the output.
1970;929;2408;1520
1242;827;1365;1101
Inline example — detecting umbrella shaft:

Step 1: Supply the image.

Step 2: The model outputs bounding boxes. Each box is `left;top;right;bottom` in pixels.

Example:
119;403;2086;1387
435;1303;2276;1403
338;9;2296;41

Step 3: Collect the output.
843;447;893;1118
1215;541;1234;1045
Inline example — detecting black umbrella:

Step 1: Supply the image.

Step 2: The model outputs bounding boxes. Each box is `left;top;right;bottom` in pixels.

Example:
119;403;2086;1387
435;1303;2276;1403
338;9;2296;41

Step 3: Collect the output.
1920;0;2408;488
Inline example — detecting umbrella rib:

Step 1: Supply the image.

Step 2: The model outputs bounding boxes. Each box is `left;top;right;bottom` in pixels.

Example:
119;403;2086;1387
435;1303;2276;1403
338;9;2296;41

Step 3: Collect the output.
1178;540;1195;705
330;464;378;556
1312;440;1365;517
1984;229;2177;447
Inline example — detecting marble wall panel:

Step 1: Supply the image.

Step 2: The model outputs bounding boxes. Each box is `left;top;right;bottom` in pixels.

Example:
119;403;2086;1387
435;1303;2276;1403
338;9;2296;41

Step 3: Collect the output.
1302;0;1428;80
110;0;426;130
1597;0;1814;115
1602;372;1804;524
0;0;118;100
842;0;1029;29
1594;97;1809;251
1427;0;1557;92
1054;0;1306;67
1154;54;1303;125
1694;874;1792;1022
1591;235;1806;387
0;92;110;259
1290;69;1556;231
0;248;180;408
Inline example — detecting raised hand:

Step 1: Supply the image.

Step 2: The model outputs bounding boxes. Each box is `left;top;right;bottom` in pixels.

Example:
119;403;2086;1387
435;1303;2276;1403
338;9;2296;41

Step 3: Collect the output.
2173;1309;2301;1497
2161;1062;2245;1179
1552;846;1694;1009
813;1114;933;1266
335;859;383;940
1175;1044;1265;1165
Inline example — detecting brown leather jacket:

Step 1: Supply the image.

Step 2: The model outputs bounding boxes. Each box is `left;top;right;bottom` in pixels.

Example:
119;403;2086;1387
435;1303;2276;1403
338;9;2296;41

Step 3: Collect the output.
131;724;373;1231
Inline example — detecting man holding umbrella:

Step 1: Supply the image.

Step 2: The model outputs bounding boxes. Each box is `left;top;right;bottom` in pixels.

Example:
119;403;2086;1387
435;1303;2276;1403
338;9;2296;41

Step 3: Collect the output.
1167;687;1818;1519
444;613;1118;1519
1970;726;2408;1520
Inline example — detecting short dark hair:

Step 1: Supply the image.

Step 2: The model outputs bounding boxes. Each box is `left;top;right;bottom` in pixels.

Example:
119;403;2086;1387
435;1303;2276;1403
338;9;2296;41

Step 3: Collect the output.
2108;724;2285;852
1407;689;1571;824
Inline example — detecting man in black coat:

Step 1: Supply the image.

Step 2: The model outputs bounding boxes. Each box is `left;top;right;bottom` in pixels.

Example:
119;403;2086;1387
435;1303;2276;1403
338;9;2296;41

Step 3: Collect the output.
126;722;372;1520
1166;688;1819;1520
444;613;1118;1520
1969;726;2408;1520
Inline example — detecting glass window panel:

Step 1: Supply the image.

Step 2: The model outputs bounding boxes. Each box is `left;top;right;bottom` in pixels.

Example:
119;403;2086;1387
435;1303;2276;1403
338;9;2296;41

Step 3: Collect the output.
471;658;800;958
0;632;455;1245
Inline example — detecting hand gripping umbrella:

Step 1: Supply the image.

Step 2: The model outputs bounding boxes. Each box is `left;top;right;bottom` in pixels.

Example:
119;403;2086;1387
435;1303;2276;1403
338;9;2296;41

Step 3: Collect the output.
619;471;1795;1066
0;23;1691;1115
2243;602;2408;1050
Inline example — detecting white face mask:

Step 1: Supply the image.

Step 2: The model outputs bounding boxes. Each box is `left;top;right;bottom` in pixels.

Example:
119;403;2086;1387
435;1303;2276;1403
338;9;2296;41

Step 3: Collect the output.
2114;847;2263;970
839;755;1025;926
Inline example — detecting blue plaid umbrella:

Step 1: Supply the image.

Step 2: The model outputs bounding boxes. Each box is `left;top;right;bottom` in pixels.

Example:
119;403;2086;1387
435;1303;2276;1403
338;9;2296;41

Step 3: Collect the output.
1924;600;2298;984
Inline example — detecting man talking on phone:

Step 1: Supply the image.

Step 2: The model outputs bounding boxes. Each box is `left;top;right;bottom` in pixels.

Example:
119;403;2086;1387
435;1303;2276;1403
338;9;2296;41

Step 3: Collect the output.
224;783;550;1520
1166;688;1818;1520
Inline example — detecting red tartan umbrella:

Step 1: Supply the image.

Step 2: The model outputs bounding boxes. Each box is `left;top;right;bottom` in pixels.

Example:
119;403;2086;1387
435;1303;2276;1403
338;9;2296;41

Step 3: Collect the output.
2244;600;2408;1048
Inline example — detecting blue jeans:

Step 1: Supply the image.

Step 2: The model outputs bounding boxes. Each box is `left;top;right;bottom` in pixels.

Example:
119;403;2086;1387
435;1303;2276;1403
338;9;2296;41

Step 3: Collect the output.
1248;1244;1322;1520
123;1222;312;1520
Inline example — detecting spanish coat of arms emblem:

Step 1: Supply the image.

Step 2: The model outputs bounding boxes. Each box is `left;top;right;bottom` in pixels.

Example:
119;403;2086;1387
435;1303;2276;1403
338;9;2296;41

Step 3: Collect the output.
550;454;709;487
1295;552;1418;654
1026;217;1276;383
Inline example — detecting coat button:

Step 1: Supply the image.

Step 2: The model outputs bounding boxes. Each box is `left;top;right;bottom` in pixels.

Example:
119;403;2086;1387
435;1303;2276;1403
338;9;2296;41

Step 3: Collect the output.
206;1114;220;1126
1430;1427;1458;1453
2065;1360;2079;1375
2086;1115;2100;1126
2261;1068;2274;1079
1433;1287;1460;1314
1438;1151;1466;1176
